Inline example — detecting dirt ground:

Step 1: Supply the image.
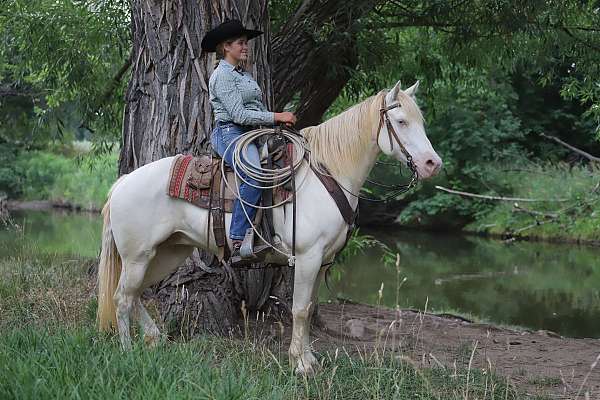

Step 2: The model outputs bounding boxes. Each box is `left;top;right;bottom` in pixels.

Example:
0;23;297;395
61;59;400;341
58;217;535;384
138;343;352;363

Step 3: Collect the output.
308;303;600;399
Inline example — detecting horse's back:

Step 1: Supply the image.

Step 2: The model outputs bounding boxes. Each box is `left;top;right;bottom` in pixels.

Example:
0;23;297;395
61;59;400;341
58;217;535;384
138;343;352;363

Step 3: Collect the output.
108;156;186;256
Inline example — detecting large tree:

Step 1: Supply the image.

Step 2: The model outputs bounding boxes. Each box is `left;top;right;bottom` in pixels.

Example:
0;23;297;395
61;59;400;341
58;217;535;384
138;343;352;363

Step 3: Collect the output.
118;0;295;335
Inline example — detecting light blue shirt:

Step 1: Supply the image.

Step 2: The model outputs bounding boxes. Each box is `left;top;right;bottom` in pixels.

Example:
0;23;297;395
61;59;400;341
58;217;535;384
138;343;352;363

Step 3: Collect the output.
208;59;274;125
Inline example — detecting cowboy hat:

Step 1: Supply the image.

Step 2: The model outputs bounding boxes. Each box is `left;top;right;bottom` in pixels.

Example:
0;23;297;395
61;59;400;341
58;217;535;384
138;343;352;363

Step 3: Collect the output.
201;20;263;52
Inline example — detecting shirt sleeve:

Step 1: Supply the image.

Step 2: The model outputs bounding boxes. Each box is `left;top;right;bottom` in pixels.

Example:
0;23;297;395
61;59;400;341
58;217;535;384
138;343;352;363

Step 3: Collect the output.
213;72;274;125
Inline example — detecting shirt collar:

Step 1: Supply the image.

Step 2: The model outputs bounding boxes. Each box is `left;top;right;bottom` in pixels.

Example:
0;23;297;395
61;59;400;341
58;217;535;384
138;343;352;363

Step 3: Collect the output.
219;59;244;74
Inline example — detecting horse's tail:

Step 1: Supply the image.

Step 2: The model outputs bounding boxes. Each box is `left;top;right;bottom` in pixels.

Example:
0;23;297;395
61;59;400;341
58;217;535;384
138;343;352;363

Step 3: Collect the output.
97;175;127;332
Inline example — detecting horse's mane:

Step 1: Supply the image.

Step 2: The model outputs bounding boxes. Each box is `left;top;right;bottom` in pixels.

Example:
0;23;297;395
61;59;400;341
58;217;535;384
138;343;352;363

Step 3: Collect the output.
301;89;423;177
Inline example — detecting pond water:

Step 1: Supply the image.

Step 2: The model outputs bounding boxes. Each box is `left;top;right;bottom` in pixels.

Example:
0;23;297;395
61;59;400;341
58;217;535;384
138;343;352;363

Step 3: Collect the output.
3;210;600;338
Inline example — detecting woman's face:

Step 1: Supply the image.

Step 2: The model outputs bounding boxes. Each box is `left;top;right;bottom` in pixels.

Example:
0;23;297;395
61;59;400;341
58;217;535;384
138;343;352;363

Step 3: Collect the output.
224;36;249;63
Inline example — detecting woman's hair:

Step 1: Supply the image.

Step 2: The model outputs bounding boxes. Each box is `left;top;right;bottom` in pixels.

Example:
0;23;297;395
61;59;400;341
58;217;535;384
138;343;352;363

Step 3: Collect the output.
215;38;236;60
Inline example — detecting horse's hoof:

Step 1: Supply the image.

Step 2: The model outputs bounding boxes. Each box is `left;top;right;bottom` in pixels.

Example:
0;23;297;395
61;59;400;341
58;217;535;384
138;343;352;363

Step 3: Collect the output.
294;353;320;375
144;334;160;348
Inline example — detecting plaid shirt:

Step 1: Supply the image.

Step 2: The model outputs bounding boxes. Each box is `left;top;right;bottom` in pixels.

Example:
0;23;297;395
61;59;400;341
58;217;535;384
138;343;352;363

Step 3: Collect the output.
208;59;274;125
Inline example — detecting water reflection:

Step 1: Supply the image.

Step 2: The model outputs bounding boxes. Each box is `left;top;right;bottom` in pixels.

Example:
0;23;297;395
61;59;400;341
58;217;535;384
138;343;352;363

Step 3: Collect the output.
1;210;102;259
3;211;600;338
326;229;600;338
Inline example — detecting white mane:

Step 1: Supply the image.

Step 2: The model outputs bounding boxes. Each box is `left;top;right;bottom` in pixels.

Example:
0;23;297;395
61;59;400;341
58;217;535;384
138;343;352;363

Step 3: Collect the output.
301;89;423;177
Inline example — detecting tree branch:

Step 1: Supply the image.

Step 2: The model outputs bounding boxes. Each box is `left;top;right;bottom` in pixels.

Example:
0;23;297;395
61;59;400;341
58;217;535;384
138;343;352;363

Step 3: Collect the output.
435;186;568;202
98;49;134;106
0;85;43;99
540;133;600;163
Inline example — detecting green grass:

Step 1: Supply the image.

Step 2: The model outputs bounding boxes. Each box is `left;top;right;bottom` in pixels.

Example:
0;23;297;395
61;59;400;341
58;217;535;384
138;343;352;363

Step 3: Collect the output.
468;162;600;242
0;244;93;332
0;238;522;400
0;327;520;400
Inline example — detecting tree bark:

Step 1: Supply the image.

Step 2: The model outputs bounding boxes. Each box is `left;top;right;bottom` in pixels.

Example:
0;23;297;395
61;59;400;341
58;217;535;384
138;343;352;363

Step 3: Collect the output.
120;0;292;336
272;0;383;128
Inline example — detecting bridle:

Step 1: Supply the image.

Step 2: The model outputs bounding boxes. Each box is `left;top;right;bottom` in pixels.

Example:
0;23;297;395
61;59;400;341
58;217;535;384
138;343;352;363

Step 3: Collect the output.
374;94;419;179
347;93;419;201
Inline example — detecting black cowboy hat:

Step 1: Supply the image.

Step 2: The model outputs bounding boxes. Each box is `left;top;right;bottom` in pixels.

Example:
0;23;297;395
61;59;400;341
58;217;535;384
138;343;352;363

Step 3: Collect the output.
201;20;263;52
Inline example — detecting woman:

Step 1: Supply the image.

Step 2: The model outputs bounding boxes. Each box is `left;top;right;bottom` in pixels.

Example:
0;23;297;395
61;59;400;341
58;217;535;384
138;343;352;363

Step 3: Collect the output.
201;20;296;259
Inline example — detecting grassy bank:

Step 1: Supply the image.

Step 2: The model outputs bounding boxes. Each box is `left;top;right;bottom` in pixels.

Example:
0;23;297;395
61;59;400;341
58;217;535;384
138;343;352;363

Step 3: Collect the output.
0;238;527;400
1;327;521;400
4;147;117;210
466;163;600;243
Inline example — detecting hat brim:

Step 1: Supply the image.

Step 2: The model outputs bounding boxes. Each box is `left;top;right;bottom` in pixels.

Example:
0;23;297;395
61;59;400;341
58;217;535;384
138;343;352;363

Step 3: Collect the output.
201;27;263;52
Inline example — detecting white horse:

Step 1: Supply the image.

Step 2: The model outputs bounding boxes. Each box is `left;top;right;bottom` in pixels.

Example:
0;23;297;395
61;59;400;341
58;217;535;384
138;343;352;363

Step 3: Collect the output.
97;80;442;374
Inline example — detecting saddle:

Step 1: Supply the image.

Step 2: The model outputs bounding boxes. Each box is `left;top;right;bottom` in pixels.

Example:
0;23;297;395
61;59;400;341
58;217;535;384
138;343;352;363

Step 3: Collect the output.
167;152;293;260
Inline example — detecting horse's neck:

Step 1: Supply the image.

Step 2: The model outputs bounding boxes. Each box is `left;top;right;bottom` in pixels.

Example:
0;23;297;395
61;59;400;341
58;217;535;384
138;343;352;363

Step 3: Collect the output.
336;143;380;200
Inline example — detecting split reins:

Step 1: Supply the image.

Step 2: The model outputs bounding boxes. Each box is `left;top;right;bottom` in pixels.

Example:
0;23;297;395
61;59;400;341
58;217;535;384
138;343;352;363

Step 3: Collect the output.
222;92;420;268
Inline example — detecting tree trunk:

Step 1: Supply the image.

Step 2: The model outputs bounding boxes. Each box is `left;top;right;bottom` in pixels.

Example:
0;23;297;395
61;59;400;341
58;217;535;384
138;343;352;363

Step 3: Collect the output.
272;0;383;128
119;0;293;336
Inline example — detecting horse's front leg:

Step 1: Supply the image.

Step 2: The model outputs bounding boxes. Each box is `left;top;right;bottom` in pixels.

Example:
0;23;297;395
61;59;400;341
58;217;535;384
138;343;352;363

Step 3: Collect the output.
289;253;323;375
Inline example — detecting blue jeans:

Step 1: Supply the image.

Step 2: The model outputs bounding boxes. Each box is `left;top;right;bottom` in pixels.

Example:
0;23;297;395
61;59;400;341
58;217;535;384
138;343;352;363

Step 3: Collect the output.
211;122;262;241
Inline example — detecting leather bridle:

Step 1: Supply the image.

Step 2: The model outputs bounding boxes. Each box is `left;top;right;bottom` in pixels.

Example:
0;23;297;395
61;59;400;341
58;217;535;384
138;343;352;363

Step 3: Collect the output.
373;93;419;185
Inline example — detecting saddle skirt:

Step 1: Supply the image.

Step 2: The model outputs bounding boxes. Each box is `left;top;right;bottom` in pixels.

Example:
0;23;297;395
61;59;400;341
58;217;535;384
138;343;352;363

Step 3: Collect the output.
167;154;292;213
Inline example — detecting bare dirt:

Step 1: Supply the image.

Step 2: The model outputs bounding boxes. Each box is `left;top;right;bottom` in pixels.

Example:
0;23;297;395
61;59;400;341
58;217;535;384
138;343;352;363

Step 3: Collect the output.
310;303;600;399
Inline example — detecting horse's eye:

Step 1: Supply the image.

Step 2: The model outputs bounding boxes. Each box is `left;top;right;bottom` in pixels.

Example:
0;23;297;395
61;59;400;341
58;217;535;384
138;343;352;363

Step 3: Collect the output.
397;120;407;126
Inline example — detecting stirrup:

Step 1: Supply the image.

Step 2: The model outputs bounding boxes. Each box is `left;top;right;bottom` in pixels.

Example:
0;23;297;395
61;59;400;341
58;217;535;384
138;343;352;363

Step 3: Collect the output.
230;229;258;267
230;229;288;267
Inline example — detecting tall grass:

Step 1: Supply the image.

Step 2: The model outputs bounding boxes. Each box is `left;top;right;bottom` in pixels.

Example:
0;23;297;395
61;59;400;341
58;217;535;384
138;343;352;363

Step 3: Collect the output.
0;326;521;400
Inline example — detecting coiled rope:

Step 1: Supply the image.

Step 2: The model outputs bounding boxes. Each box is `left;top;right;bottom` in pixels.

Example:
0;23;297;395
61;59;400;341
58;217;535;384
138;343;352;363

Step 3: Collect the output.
220;127;309;262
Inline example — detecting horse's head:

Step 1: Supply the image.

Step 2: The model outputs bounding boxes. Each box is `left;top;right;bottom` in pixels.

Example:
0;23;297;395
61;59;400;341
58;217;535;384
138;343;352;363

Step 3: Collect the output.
377;81;442;180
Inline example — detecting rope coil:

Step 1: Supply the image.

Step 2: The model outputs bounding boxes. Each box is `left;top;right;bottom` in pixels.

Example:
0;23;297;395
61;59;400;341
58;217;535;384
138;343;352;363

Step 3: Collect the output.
220;127;309;261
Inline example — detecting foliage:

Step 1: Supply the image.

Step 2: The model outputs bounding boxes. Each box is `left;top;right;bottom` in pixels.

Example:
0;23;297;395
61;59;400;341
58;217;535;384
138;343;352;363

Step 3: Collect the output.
467;162;600;241
1;0;599;232
335;229;393;265
0;0;130;147
6;148;118;209
325;15;599;227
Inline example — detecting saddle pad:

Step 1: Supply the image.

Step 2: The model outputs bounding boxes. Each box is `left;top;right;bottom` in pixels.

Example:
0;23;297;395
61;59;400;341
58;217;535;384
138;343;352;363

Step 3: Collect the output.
167;154;292;212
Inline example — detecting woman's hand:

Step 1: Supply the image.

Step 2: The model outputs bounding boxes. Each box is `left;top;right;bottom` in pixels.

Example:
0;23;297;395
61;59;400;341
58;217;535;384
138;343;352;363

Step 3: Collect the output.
274;112;297;126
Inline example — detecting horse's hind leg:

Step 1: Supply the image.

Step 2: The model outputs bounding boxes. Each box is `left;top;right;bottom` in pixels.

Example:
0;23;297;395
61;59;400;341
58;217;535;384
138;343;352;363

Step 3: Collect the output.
136;244;194;346
114;256;153;350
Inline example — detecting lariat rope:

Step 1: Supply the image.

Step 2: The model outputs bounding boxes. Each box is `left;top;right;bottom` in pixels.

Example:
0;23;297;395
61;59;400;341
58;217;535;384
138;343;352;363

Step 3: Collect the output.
220;126;309;262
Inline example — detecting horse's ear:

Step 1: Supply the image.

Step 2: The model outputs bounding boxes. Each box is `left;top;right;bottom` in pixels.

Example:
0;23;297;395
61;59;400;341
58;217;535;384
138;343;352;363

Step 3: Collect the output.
404;81;420;98
386;80;402;104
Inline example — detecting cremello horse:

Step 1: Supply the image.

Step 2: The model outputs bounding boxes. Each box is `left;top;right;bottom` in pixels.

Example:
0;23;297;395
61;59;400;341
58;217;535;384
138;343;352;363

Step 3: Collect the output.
97;80;442;374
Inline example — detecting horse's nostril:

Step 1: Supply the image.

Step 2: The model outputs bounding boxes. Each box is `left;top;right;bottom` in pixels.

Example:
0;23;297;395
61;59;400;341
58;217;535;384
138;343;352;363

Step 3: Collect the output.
426;159;435;167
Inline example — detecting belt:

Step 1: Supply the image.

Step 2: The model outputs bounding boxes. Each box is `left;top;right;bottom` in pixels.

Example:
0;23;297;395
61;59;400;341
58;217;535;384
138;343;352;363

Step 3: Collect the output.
216;121;251;131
